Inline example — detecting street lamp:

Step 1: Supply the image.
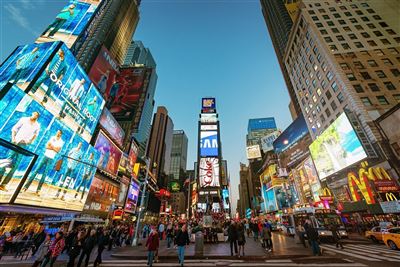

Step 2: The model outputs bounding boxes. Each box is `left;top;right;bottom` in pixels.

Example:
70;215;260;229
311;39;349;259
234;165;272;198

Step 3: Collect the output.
132;157;150;246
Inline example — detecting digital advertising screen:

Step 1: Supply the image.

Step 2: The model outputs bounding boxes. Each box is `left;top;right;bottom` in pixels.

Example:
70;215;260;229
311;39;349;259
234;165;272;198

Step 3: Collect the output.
169;181;181;192
264;188;278;212
309;113;367;180
246;145;262;159
303;157;321;202
117;153;132;177
261;131;281;152
84;175;119;213
117;175;130;206
108;67;151;120
200;113;217;124
201;124;218;131
222;189;230;209
36;0;103;48
0;42;58;92
125;180;140;213
94;131;123;176
201;98;216;113
99;108;125;147
200;131;218;157
88;46;119;96
0;85;100;211
0;139;37;203
28;43;105;142
199;157;220;187
128;141;139;176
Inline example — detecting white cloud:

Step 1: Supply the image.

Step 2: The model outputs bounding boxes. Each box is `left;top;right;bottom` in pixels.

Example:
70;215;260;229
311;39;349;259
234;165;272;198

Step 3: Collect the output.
4;3;39;36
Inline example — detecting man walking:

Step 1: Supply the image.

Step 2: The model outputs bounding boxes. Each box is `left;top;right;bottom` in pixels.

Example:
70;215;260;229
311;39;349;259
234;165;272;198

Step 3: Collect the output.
175;224;190;267
228;220;238;256
146;226;159;267
331;224;344;249
304;220;321;256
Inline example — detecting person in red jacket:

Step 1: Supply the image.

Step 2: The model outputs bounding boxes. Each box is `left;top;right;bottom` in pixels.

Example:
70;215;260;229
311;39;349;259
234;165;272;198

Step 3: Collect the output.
146;226;159;267
41;231;65;267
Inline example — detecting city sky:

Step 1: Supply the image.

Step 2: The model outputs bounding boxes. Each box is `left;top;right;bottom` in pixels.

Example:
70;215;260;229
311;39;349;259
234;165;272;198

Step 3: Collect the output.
0;0;293;214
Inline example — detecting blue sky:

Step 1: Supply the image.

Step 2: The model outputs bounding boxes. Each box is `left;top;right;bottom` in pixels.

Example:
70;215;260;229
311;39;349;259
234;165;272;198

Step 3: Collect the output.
0;0;293;214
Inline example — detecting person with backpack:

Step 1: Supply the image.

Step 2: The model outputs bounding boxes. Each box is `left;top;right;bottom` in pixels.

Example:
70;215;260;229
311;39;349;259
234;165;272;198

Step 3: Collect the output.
174;224;190;267
146;226;159;267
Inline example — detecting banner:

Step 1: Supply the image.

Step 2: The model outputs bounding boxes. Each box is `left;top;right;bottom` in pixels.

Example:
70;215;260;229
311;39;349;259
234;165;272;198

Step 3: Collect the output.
200;131;218;157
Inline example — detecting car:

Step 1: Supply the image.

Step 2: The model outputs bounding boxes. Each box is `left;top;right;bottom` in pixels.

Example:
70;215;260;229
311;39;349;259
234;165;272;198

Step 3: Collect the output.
382;227;400;250
365;226;385;243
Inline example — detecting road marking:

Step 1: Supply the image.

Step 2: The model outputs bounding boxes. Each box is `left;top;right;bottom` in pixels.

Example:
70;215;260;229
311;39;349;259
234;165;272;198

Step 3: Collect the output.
265;259;293;262
322;244;400;261
344;244;400;259
347;244;400;256
231;263;366;267
320;245;380;261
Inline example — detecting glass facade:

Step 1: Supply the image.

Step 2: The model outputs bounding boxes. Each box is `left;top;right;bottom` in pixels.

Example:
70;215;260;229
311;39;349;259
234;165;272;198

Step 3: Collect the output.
169;130;188;184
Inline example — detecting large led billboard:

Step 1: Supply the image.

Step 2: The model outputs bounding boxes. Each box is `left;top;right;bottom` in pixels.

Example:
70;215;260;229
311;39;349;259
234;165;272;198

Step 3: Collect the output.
36;0;103;48
0;85;100;211
246;145;262;159
201;98;216;113
200;113;217;124
199;157;220;187
125;180;140;213
200;131;218;157
128;141;139;175
261;131;280;152
108;67;151;120
88;46;119;96
84;175;119;213
264;188;278;212
99;108;125;147
310;113;367;180
94;131;123;177
222;189;230;209
117;175;130;207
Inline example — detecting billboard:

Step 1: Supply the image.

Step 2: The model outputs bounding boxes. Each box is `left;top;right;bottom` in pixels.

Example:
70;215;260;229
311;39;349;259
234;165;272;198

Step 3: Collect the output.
246;145;262;159
117;175;130;206
201;124;218;131
88;46;119;96
125;180;140;213
94;131;123;177
117;153;132;177
36;0;103;48
128;141;139;176
99;108;125;147
0;42;59;92
201;98;216;113
200;113;217;124
264;188;278;212
200;131;218;157
222;189;230;209
0;85;100;211
310;113;367;180
191;182;198;205
169;181;181;192
84;175;119;213
199;157;220;187
108;67;151;120
261;131;280;152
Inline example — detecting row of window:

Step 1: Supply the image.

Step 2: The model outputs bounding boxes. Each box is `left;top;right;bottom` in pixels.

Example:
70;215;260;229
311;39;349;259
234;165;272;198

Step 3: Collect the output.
361;94;400;106
309;2;370;10
353;82;397;93
309;7;376;16
339;57;399;71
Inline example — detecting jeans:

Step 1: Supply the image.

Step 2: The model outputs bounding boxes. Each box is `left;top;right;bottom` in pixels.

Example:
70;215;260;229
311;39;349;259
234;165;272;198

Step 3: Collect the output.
24;156;53;192
40;255;57;267
310;240;320;256
43;18;67;37
167;236;172;248
147;250;155;266
178;246;185;264
0;145;27;186
230;240;238;255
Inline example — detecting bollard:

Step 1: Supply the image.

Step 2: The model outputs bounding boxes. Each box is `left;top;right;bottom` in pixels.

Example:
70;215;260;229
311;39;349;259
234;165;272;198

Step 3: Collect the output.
194;231;204;257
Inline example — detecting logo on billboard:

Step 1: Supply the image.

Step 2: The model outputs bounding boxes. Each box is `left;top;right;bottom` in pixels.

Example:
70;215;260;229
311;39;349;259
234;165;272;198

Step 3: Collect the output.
200;131;218;157
246;145;261;159
202;98;216;112
386;192;398;201
199;158;220;187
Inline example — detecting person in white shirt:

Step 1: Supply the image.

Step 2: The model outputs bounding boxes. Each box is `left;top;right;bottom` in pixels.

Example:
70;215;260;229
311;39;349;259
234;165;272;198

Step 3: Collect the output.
0;112;41;191
22;130;64;195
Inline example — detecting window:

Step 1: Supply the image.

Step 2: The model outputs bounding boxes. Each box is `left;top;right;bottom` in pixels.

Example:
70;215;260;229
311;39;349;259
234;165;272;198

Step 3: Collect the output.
391;69;400;77
312;95;317;103
312;16;319;21
341;6;348;11
368;40;377;46
331;28;339;33
337;92;344;103
334;13;341;18
361;32;370;38
331;81;339;92
379;22;388;27
338;20;346;25
354;42;364;48
376;95;389;105
340;62;349;70
361;97;372;106
355;25;364;30
394;94;400;102
388;48;399;55
395;37;400;43
361;17;370;22
317;71;322;80
350;18;358;23
322;62;328;71
318;8;326;13
350;4;358;9
325;108;331;117
342;43;351;50
382;58;393;66
316;22;323;28
329;45;338;52
348;34;357;40
346;73;356;81
337;35;345;41
344;11;351;16
360;72;372;80
367;9;375;14
321;97;326;106
384;82;396;91
309;10;316;15
353;61;364;69
326;71;334;81
331;101;338;110
324;37;333;42
322;15;330;20
329;7;336;12
353;84;364;93
316;104;321;113
368;83;380;91
381;39;391;45
320;29;328;35
343;26;351;32
355;10;363;15
321;80;327;89
375;49;384;56
326;90;332;100
373;31;383;37
367;60;378;67
375;70;387;78
317;88;322;96
386;29;396;35
360;51;370;56
367;23;376;29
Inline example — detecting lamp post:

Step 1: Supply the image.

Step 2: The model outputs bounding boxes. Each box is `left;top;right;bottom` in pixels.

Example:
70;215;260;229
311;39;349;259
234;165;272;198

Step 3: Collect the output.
132;157;150;246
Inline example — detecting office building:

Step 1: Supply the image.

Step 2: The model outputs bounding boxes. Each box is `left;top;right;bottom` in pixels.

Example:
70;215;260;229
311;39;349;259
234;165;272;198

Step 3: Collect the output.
169;130;189;186
170;192;186;216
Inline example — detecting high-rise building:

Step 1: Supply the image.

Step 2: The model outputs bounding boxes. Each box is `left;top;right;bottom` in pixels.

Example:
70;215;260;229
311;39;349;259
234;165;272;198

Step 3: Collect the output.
260;0;302;118
169;130;189;186
170;192;186;216
284;0;400;145
73;0;141;70
124;41;157;67
238;163;251;217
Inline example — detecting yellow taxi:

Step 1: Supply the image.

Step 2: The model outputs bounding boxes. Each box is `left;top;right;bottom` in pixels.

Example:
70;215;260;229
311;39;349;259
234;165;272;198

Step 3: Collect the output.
365;226;386;243
382;227;400;250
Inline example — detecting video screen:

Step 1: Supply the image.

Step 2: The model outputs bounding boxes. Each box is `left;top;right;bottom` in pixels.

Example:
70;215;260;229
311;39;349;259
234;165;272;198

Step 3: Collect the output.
94;131;123;176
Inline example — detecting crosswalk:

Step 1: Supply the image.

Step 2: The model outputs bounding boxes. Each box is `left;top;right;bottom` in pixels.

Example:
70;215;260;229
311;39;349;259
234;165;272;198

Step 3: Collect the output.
320;243;400;262
88;259;366;266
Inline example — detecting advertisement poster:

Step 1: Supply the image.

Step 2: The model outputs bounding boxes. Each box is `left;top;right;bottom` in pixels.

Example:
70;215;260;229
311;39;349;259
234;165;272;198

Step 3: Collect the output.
117;153;132;177
36;0;102;48
310;113;367;180
246;145;262;159
117;175;130;206
201;98;216;113
261;131;280;152
99;108;125;147
128;141;139;175
84;175;119;213
264;188;278;212
200;113;217;124
0;85;100;211
88;46;119;96
169;181;181;192
28;43;105;142
303;157;321;202
0;139;37;203
0;42;58;92
108;67;151;120
199;157;220;187
94;131;123;176
200;131;218;157
125;180;140;213
222;189;230;209
191;182;198;205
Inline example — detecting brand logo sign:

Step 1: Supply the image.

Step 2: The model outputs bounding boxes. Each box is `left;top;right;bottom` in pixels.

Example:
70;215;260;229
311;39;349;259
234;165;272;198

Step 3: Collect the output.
199;158;220;187
386;192;398;201
200;131;218;156
202;98;216;110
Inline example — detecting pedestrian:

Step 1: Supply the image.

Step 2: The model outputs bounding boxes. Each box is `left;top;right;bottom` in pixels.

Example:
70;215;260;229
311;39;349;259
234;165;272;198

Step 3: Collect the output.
237;223;246;257
252;220;259;241
228;221;238;256
94;228;110;267
40;231;65;267
265;221;273;251
32;234;51;267
297;224;307;248
77;229;97;267
331;224;343;249
245;220;250;237
261;223;272;252
158;222;165;240
32;226;46;256
166;224;174;249
67;230;85;267
146;226;159;267
304;220;321;256
174;224;190;267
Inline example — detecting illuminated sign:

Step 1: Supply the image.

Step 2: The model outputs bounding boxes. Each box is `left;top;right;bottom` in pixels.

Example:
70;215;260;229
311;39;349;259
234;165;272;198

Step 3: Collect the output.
200;113;217;124
84;175;119;213
125;180;140;213
199;158;220;187
261;131;280;152
246;145;262;159
99;108;125;147
386;192;398;201
201;124;218;131
200;131;218;157
222;189;230;209
94;131;123;176
201;98;216;113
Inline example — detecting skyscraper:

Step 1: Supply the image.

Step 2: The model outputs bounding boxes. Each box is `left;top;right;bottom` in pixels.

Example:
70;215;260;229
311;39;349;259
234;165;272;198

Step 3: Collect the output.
169;130;189;186
260;0;302;119
246;117;278;147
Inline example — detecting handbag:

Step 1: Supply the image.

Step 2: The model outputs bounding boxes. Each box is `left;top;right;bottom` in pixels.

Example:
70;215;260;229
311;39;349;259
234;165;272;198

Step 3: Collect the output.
54;159;63;171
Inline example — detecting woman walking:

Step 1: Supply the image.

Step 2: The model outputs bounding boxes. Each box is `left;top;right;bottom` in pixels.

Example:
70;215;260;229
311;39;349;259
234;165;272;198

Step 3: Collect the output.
40;231;65;267
237;223;246;258
32;234;51;267
146;226;159;267
174;224;190;267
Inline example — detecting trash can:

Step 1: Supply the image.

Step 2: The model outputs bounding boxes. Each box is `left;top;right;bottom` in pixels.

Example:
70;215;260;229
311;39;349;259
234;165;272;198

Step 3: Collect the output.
194;231;204;256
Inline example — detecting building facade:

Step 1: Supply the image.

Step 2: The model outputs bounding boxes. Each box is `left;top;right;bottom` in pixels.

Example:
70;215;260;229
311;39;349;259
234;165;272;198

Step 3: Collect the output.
169;130;189;186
